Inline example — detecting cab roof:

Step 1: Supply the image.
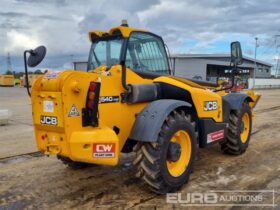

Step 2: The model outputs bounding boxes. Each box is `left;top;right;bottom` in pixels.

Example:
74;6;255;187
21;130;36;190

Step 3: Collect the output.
88;25;147;42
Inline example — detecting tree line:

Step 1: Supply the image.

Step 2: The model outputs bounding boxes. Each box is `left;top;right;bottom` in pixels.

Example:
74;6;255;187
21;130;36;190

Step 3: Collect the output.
5;70;45;79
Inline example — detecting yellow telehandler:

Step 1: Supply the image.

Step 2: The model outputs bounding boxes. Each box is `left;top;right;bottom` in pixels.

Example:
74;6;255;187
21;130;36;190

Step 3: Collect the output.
23;20;260;193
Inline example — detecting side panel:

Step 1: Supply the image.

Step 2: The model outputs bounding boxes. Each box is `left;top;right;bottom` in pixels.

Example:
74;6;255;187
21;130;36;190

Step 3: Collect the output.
154;76;224;123
152;76;232;147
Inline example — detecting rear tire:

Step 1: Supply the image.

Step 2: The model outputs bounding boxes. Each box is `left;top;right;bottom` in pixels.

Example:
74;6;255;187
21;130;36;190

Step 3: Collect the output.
221;103;252;155
133;110;197;194
57;155;92;169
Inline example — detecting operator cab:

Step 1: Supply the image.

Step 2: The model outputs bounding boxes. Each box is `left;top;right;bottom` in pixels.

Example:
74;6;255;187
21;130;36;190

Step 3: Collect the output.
87;21;243;90
87;21;170;78
87;21;221;88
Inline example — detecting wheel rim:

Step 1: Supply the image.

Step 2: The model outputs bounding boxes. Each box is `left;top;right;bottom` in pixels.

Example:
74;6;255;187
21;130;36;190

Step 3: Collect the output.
240;112;250;143
166;130;192;177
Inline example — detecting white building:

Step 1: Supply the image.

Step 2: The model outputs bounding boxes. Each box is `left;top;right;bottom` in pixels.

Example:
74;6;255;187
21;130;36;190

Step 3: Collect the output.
170;54;272;80
73;54;272;80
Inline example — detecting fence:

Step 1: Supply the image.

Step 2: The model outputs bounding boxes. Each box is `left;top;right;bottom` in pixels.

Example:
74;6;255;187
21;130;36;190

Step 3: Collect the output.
248;78;280;89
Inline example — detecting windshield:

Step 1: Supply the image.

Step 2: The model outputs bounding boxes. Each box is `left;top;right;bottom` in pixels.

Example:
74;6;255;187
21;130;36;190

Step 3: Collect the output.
125;32;170;75
87;35;123;71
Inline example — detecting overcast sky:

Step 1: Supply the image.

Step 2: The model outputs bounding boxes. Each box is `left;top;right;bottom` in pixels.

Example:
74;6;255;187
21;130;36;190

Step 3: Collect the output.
0;0;280;73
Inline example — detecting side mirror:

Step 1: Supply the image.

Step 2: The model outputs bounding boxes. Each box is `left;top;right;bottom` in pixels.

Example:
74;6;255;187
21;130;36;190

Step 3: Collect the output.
27;46;47;67
23;45;47;97
230;41;243;66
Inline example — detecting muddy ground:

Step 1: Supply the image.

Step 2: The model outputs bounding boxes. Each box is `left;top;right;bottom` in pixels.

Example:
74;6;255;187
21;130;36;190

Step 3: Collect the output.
0;87;280;209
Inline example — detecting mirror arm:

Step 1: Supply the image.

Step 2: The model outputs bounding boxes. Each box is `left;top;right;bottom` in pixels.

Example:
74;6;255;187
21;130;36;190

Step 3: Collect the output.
24;50;32;97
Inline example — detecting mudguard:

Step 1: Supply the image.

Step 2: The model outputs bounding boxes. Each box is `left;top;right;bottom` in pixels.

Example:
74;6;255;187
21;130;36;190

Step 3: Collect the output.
223;93;253;110
129;99;192;142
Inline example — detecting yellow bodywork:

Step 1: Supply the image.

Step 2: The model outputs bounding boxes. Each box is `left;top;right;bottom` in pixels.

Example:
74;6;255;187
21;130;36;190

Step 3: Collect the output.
30;24;260;166
31;64;228;165
32;66;148;165
88;26;147;42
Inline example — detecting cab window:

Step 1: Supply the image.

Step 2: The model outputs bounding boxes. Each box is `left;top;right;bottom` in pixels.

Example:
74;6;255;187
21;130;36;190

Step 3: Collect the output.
126;32;169;75
88;35;123;70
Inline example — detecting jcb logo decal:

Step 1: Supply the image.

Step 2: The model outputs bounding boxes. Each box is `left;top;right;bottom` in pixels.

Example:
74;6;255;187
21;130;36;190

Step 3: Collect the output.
100;96;119;103
204;101;218;111
93;143;115;158
40;116;58;125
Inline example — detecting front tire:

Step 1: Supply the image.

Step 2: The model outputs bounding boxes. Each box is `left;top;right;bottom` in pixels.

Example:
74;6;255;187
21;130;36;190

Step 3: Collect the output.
221;103;252;155
133;110;197;194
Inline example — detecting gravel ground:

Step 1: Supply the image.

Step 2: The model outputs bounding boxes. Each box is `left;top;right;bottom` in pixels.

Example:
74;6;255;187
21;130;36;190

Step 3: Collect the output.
0;87;280;209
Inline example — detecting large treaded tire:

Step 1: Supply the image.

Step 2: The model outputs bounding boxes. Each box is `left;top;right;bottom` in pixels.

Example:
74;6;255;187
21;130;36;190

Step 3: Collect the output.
57;155;92;170
221;103;252;155
133;110;197;194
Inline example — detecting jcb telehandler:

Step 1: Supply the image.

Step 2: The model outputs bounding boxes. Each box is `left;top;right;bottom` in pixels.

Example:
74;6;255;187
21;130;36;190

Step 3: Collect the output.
24;20;260;194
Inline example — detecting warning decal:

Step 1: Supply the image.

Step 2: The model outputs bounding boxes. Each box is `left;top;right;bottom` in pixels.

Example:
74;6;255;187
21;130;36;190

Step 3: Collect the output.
68;104;79;117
